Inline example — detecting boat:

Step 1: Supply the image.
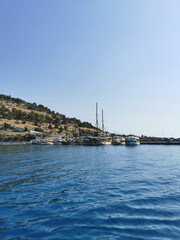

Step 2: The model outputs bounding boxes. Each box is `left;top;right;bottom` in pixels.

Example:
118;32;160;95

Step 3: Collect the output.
82;137;91;145
61;140;70;145
32;140;53;145
89;104;112;146
125;136;140;146
99;138;112;145
53;140;62;145
72;138;84;145
82;137;98;146
84;137;112;146
112;137;125;145
41;141;53;145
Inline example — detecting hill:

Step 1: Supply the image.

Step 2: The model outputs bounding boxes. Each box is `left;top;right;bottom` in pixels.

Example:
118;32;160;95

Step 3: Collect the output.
0;94;97;139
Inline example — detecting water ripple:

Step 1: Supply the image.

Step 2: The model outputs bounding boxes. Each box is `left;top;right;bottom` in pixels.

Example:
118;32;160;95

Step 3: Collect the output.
0;145;180;239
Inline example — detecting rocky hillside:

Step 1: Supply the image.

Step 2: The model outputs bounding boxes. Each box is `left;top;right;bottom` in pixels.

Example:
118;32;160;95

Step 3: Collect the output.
0;94;97;136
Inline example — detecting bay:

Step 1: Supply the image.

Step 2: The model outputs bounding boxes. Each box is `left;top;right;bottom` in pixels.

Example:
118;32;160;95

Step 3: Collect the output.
0;145;180;239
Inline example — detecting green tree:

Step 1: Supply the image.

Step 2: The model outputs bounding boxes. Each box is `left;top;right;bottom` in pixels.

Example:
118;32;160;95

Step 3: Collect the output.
58;127;63;133
73;132;78;138
34;127;43;132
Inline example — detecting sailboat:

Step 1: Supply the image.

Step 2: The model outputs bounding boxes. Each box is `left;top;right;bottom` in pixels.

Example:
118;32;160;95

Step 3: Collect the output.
89;103;112;146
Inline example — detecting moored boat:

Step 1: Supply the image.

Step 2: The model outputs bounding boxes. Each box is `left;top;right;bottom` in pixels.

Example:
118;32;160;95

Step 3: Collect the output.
125;136;140;146
53;140;62;145
85;137;112;146
61;140;70;145
112;137;125;145
100;138;112;145
32;140;53;145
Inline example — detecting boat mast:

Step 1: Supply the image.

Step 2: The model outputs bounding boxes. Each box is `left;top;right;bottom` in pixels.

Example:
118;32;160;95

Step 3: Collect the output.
102;109;104;136
96;102;98;136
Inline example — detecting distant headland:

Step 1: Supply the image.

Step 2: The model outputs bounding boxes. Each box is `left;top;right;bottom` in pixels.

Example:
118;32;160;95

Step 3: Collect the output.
0;94;98;142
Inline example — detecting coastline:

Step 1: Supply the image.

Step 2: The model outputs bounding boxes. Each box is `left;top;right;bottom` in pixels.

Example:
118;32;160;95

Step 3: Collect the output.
0;141;32;145
1;141;180;146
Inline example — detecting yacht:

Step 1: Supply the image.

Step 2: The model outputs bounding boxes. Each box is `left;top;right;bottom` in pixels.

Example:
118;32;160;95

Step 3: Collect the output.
99;138;112;145
125;136;140;146
112;137;125;145
84;137;111;146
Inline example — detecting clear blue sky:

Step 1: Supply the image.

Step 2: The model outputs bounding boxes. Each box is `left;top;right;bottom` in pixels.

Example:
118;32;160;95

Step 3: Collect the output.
1;0;180;137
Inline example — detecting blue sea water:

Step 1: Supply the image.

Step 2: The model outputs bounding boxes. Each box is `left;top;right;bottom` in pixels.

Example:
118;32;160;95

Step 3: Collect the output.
0;144;180;240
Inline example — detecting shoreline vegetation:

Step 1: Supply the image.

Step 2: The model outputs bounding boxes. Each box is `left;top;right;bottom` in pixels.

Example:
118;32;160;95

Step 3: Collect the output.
0;94;97;136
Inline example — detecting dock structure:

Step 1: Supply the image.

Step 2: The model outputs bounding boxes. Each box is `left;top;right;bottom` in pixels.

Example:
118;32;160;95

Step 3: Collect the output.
140;139;180;145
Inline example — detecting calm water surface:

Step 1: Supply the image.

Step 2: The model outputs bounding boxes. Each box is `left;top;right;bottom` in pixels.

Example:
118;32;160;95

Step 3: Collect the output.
0;145;180;240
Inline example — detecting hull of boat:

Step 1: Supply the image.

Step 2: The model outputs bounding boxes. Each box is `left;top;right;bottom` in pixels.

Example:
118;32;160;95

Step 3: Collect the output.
53;142;62;145
36;142;53;145
94;142;104;146
61;141;70;145
112;141;125;145
101;141;112;145
126;141;140;146
89;141;112;146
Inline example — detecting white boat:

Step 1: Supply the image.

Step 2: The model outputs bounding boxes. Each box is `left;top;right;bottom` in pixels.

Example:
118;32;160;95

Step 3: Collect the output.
112;137;125;145
125;136;140;146
32;140;53;145
42;142;53;145
85;137;112;146
100;139;112;145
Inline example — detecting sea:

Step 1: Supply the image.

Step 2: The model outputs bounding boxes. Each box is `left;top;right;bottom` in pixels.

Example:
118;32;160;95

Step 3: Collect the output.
0;144;180;240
